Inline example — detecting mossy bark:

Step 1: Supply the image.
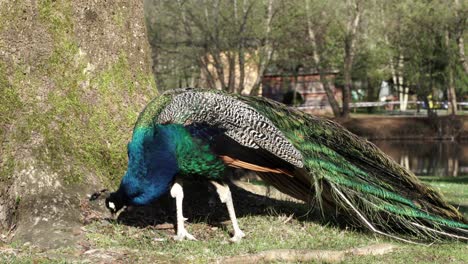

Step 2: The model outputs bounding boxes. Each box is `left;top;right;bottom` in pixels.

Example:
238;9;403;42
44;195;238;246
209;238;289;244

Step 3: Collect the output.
0;0;155;248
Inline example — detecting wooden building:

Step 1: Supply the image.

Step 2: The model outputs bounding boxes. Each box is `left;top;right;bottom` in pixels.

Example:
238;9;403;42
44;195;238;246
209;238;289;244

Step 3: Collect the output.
261;71;342;114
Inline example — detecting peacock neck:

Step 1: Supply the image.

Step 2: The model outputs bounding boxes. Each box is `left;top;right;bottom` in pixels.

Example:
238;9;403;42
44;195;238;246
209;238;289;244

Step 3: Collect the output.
121;125;181;206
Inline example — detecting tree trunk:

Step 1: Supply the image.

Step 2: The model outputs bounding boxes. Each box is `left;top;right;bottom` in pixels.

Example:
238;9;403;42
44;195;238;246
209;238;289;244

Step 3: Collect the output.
341;0;361;119
382;5;400;112
198;0;228;91
236;0;249;94
447;66;457;115
446;30;458;115
227;52;236;92
389;56;399;105
238;46;246;93
199;55;218;89
342;50;352;118
211;0;228;91
176;0;217;89
398;55;408;111
457;35;468;74
0;0;155;248
212;52;228;90
454;0;468;74
305;0;341;117
320;71;341;116
249;0;274;96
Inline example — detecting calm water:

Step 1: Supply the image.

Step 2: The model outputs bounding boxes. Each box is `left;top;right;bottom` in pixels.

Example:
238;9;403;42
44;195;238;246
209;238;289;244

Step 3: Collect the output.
372;140;468;177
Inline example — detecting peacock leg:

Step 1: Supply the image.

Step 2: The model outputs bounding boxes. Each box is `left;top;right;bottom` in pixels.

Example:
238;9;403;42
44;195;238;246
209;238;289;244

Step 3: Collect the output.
210;181;245;242
170;180;197;241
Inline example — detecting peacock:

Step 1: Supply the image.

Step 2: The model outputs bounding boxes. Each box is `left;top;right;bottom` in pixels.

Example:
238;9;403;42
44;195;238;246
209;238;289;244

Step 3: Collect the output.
103;88;468;243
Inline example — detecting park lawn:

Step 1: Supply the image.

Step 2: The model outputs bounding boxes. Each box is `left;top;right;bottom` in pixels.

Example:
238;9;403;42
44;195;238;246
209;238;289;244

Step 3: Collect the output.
419;176;468;218
0;177;467;263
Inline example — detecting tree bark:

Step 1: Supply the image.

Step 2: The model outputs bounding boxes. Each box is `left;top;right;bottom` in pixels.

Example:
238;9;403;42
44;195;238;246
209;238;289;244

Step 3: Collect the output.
0;0;155;248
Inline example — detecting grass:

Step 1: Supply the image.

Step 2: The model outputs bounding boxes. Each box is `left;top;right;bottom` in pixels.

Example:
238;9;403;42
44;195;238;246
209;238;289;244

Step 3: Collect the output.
420;176;468;218
1;178;467;263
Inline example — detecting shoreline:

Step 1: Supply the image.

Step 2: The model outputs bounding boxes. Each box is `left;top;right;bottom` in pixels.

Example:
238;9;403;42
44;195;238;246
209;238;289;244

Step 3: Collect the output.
338;115;468;141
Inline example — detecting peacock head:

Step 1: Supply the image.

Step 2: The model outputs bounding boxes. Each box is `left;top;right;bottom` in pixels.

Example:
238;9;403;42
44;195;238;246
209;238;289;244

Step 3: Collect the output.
103;126;179;215
105;191;125;215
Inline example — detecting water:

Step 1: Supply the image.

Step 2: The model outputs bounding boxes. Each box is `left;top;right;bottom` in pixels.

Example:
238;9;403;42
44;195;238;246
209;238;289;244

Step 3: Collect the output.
371;140;468;177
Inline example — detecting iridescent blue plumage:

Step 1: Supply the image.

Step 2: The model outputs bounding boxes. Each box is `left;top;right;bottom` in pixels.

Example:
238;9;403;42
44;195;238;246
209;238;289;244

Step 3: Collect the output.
112;124;226;207
115;126;179;206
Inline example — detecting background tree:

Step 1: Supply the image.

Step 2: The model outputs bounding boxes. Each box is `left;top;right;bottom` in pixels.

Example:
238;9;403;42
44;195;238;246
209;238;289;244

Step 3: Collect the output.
340;0;365;118
146;0;466;117
146;0;283;94
394;0;465;116
304;0;342;117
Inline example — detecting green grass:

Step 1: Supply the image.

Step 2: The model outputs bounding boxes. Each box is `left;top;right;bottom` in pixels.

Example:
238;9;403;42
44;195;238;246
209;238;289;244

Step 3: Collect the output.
421;176;468;218
1;178;467;263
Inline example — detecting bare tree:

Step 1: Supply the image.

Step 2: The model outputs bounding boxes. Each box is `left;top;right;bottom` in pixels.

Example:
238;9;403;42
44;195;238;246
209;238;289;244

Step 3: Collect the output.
341;0;363;118
305;0;341;117
249;0;275;95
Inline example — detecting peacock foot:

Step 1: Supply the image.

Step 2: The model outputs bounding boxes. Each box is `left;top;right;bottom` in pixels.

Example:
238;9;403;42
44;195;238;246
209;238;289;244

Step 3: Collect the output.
229;230;245;243
173;228;197;241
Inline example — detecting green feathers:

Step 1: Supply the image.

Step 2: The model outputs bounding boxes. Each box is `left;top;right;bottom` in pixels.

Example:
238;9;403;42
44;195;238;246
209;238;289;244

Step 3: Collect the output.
169;125;225;179
134;94;172;128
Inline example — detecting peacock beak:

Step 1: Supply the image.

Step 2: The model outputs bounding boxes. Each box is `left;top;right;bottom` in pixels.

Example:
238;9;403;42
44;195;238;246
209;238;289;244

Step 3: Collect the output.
89;189;109;201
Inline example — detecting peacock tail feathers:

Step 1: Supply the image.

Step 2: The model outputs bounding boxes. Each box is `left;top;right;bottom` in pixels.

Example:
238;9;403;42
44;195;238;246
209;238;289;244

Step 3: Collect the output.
135;88;468;242
236;93;468;241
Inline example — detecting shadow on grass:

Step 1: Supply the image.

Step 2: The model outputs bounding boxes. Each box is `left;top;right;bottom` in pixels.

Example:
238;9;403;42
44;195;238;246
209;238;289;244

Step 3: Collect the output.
112;177;467;240
116;180;320;229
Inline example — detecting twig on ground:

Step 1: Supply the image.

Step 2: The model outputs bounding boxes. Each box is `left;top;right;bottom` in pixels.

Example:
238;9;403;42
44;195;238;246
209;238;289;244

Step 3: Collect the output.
220;243;396;263
154;223;174;230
